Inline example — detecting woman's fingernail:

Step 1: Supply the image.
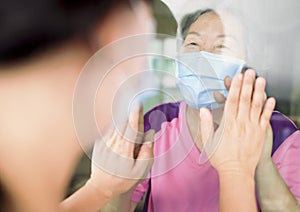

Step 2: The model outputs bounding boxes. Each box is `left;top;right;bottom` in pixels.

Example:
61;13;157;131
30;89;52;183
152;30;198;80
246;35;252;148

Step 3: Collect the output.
235;73;243;81
246;69;255;77
268;97;276;107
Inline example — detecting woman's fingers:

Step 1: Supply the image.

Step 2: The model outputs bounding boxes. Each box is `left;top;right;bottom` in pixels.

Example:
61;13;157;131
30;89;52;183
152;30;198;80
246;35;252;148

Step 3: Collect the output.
137;129;154;159
224;73;243;118
224;76;232;91
237;69;256;119
260;97;276;129
92;106;152;180
133;126;153;159
250;77;266;122
125;106;144;142
131;129;154;179
108;106;143;158
214;76;232;105
214;91;226;104
136;105;145;145
105;107;133;149
104;129;118;147
120;107;153;179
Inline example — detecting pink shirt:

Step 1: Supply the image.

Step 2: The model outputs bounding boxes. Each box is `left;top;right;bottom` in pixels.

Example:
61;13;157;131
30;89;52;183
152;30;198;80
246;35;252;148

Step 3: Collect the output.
132;102;300;211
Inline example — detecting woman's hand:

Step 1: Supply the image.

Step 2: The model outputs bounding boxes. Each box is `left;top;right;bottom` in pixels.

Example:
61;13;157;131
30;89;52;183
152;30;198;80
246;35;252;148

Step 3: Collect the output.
60;106;154;211
214;74;274;171
199;69;276;212
89;106;154;201
200;69;276;176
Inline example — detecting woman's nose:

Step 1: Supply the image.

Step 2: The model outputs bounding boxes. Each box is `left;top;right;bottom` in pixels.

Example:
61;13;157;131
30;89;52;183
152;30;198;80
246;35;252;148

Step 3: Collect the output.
200;41;214;53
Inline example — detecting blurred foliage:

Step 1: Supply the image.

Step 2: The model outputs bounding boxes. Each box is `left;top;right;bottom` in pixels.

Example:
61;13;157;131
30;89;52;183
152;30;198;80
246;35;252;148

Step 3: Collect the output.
152;0;177;36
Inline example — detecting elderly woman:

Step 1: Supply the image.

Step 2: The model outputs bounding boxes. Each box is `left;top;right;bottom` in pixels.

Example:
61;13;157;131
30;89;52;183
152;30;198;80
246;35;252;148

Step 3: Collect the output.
129;9;300;212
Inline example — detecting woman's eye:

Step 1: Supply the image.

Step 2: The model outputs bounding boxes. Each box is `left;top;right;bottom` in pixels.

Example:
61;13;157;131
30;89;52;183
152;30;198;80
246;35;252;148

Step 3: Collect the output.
216;44;228;49
189;42;198;46
216;43;234;50
185;42;198;47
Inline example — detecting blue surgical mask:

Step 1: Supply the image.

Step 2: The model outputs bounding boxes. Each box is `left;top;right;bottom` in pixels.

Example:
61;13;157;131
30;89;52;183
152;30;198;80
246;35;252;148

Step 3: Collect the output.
175;51;245;109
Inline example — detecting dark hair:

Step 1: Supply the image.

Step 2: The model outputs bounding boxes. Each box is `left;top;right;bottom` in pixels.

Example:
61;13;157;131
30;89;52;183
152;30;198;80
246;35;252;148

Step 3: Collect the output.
0;0;151;63
180;9;214;40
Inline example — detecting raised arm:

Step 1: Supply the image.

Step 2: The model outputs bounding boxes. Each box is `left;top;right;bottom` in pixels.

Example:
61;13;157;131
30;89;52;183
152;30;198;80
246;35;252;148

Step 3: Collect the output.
255;126;300;211
200;69;275;212
60;107;154;211
222;74;300;211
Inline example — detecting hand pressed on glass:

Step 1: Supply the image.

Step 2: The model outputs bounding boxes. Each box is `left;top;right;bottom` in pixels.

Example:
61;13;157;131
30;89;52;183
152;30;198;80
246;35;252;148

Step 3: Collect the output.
89;106;154;200
199;69;276;176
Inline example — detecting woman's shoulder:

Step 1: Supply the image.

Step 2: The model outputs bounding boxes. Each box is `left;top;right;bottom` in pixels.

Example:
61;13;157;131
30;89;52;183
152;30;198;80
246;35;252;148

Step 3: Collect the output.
270;111;299;156
144;102;181;133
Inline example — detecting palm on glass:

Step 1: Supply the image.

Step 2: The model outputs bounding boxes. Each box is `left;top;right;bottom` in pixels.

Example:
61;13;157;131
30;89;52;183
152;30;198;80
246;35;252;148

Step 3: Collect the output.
199;69;276;176
89;106;154;199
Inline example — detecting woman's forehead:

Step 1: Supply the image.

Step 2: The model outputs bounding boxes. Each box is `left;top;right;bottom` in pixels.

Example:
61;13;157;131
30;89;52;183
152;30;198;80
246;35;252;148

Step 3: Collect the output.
188;12;223;34
187;11;245;40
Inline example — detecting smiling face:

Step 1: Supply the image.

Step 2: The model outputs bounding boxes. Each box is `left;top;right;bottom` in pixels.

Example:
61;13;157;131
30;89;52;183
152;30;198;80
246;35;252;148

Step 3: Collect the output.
181;11;246;60
180;10;248;132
